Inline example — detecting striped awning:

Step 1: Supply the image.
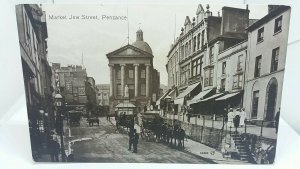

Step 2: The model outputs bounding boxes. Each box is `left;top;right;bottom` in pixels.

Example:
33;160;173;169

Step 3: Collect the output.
187;89;213;105
215;92;240;101
174;82;200;105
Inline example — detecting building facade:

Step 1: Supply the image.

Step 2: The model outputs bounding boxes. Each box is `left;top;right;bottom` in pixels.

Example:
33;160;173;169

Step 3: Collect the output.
96;84;110;106
52;64;88;106
164;4;251;116
107;29;160;114
16;4;54;157
243;6;291;121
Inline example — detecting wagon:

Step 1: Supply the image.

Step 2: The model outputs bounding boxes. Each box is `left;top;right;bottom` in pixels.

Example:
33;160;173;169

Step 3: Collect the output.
68;110;82;126
140;113;163;141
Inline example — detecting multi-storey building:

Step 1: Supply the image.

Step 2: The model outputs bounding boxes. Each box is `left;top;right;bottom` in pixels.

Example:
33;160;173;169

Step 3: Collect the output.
107;29;160;114
16;4;54;157
164;4;251;115
243;6;291;122
52;64;88;106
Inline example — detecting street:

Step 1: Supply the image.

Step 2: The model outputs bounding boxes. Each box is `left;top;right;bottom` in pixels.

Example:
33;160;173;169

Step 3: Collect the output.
69;117;209;163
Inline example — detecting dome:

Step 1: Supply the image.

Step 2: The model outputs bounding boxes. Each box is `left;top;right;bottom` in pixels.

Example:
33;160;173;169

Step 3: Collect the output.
132;41;153;54
132;29;153;54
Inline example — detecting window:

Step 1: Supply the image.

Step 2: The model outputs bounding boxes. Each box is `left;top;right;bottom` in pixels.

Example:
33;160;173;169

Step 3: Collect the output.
141;69;146;78
116;70;121;79
237;54;243;71
209;46;214;64
271;47;279;72
201;30;205;47
180;45;184;60
220;78;226;91
274;16;282;33
222;62;226;75
257;27;264;43
252;90;259;118
189;40;191;55
185;43;188;58
181;64;190;85
117;84;122;96
204;68;213;87
197;33;201;50
129;84;134;98
140;84;146;96
193;36;197;52
254;55;262;78
233;74;243;89
129;69;134;79
192;58;202;77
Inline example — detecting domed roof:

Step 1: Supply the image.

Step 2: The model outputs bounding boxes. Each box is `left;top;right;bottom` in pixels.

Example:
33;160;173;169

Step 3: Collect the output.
132;41;152;54
132;29;153;54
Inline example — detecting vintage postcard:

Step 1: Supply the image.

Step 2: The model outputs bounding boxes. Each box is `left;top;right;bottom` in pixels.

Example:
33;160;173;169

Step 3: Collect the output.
15;3;291;164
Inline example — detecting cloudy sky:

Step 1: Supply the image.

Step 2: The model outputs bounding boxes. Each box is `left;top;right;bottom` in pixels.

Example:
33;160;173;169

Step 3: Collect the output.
43;3;267;85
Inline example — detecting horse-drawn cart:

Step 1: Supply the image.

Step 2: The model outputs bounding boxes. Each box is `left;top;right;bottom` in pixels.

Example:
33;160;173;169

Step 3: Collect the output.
68;110;82;126
140;113;164;141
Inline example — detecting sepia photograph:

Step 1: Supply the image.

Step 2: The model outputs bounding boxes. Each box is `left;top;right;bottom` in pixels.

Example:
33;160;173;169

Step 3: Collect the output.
15;3;291;164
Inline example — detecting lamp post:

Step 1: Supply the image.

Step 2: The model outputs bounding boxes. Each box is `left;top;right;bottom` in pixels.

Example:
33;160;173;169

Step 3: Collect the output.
54;93;66;162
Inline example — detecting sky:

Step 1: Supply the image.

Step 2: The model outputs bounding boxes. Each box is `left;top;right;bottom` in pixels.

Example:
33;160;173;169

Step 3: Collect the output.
43;3;267;85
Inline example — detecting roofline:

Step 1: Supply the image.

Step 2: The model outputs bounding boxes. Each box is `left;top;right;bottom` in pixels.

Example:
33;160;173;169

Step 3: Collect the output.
106;44;154;58
246;5;291;31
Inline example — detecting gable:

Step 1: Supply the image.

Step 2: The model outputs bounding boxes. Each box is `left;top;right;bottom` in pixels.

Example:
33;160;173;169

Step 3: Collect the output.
196;4;204;15
117;48;141;56
106;44;153;58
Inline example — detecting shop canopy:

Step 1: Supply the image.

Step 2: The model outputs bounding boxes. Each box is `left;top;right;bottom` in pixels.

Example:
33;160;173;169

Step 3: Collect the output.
215;92;240;101
115;102;136;108
187;89;213;105
155;90;171;105
174;82;200;105
199;93;224;102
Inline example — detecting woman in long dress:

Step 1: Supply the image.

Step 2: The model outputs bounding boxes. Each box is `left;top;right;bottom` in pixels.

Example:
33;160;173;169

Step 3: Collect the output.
239;108;247;127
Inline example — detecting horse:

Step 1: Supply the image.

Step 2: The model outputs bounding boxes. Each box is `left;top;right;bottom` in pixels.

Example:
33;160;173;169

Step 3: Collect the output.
87;117;99;126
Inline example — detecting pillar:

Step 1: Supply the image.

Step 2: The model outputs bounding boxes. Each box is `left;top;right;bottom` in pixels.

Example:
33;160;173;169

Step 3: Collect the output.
145;64;151;97
134;64;139;97
109;64;114;97
120;64;126;97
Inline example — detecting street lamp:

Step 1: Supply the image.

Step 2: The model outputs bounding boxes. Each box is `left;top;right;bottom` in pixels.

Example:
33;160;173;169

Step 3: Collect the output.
54;93;66;162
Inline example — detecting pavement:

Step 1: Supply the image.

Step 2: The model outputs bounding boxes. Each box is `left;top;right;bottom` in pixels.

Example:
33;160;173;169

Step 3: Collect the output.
165;114;277;139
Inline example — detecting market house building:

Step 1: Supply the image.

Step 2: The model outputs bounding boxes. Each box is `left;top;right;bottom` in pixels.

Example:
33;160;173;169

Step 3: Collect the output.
107;29;160;114
243;6;291;122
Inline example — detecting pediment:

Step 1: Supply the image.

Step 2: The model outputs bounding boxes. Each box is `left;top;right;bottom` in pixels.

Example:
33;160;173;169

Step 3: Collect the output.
117;48;142;56
107;44;153;58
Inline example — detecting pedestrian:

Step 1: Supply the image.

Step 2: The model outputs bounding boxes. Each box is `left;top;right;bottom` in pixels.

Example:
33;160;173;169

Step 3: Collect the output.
132;129;139;153
227;108;234;128
49;139;60;162
128;127;134;151
275;108;280;133
239;108;247;127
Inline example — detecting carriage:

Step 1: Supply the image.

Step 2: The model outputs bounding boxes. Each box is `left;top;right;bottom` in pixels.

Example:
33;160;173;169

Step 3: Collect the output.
68;110;82;126
114;101;136;130
140;112;164;141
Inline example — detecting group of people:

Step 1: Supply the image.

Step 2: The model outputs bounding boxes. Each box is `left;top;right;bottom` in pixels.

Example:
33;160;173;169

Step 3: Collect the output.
128;128;139;153
225;107;247;128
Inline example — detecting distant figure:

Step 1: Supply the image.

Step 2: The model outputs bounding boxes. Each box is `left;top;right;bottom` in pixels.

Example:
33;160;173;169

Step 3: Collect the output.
227;108;234;128
49;139;60;162
128;127;134;151
132;129;139;153
275;108;280;133
233;114;241;133
239;108;247;127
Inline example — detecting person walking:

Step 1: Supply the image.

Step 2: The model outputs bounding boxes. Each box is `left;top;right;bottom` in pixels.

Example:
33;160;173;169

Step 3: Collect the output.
227;108;234;128
132;129;139;153
239;108;247;127
128;127;134;151
49;139;60;162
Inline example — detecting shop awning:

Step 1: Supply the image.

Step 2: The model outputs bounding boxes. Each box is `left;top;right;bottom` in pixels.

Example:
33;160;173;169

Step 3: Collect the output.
187;89;213;105
174;82;200;105
215;92;240;101
156;90;171;105
167;88;177;100
200;93;224;102
116;102;136;108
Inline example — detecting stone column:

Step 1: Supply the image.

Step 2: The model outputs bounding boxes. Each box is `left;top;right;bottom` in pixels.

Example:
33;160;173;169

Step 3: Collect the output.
108;64;114;97
134;64;139;97
145;64;151;97
120;64;126;97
